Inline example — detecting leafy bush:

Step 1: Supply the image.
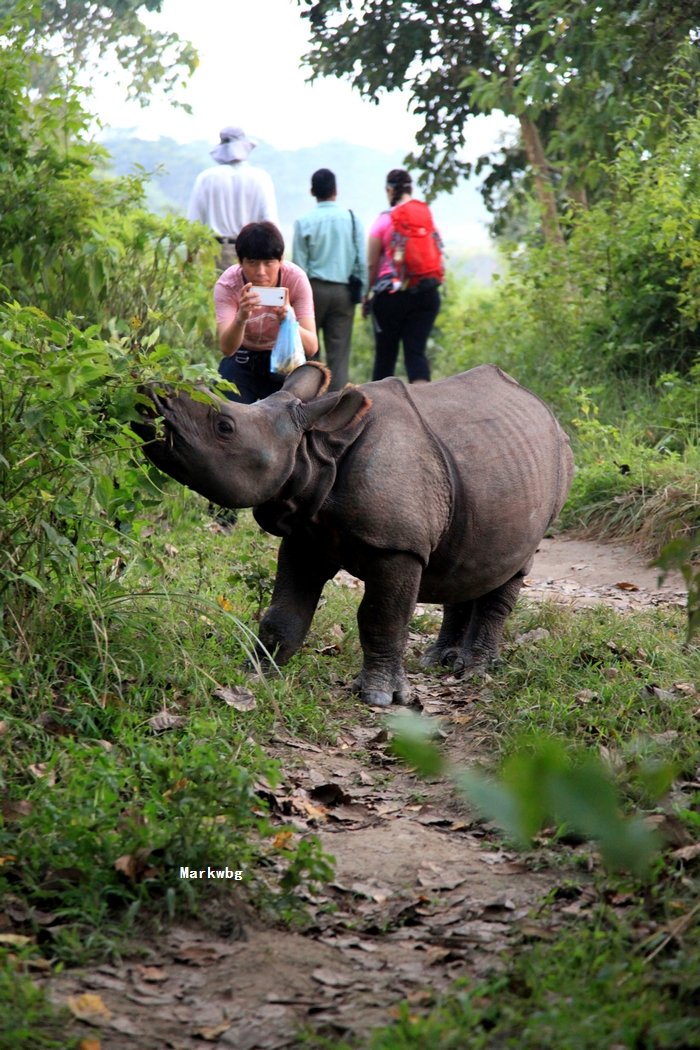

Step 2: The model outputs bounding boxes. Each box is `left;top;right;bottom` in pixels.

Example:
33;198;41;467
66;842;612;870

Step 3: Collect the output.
0;728;332;958
0;303;224;648
0;33;217;349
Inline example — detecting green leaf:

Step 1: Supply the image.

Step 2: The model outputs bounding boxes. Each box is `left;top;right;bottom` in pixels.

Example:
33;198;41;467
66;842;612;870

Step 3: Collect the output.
388;713;446;777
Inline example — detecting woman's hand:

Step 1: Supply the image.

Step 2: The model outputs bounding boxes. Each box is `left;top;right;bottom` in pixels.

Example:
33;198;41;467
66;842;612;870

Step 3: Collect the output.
235;283;261;324
362;295;372;320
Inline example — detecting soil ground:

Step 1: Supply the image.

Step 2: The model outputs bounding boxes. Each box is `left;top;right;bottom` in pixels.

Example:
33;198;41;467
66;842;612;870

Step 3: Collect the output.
38;535;687;1049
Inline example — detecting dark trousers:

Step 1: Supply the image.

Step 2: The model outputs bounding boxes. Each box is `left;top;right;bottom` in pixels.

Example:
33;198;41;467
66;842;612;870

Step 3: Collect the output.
218;348;285;404
310;278;356;391
371;285;441;383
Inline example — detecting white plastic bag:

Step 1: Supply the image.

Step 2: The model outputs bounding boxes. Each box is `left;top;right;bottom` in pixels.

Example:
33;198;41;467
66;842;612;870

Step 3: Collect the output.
270;308;305;375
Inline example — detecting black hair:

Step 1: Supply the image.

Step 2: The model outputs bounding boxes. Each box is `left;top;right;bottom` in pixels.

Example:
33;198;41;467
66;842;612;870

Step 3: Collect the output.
386;168;413;207
235;221;284;261
311;168;336;200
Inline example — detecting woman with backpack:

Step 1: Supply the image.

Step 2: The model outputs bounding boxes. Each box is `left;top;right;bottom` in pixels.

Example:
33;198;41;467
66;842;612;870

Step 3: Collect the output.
363;169;443;384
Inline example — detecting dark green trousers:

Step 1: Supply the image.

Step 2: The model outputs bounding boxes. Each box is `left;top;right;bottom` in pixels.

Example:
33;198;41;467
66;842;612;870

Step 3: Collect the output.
310;278;356;391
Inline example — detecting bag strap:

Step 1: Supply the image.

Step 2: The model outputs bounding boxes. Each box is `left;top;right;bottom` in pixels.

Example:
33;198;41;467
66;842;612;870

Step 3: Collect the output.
349;210;360;278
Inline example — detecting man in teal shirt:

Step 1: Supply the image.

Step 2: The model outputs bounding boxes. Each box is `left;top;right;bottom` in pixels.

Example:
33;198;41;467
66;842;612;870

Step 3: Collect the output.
293;169;367;391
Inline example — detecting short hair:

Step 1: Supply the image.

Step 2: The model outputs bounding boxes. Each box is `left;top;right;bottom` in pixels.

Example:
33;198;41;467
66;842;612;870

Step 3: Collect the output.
386;168;413;207
311;168;336;201
235;221;284;261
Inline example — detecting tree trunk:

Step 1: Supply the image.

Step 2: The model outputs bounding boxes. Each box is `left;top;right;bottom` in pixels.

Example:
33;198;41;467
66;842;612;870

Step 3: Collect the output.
519;112;564;247
568;183;588;210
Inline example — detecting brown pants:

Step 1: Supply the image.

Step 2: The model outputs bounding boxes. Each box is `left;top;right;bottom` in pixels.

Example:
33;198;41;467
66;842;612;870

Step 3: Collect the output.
215;241;238;275
310;279;356;391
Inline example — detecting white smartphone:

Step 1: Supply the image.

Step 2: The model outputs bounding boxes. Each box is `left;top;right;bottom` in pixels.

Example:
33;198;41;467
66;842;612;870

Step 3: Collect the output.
252;286;286;306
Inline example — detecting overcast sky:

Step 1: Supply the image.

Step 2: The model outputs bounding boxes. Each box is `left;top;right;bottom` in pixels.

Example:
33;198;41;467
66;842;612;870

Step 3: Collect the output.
89;0;515;160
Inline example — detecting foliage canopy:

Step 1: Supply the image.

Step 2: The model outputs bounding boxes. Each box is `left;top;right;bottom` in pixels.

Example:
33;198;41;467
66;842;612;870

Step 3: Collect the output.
299;0;700;240
1;0;198;105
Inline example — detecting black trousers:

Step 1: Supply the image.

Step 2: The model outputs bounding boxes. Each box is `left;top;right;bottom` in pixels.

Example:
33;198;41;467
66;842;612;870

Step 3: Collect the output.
218;348;285;404
371;285;441;383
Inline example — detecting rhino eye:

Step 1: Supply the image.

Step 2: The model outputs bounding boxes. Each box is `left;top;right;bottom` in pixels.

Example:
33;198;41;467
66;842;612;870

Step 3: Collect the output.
216;417;234;435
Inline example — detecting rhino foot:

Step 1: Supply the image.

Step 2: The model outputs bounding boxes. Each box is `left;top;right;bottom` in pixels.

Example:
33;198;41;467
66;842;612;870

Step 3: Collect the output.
420;644;458;670
350;671;411;707
453;654;501;677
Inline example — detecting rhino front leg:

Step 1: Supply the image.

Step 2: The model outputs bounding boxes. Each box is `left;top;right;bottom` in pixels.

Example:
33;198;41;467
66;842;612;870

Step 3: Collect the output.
420;600;475;669
354;550;422;708
454;574;524;674
258;536;339;665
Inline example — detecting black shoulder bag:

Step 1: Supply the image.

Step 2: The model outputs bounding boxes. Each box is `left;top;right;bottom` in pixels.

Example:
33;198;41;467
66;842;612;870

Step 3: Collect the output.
347;210;364;305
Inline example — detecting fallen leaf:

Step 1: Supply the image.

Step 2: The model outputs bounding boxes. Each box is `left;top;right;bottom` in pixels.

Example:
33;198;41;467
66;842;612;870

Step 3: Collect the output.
328;803;370;823
217;595;231;611
0;721;5;736
165;543;179;556
415;806;451;826
213;685;256;712
271;735;323;753
273;829;295;850
615;581;640;591
96;740;114;752
67;993;113;1025
311;967;354;987
136;965;168;982
417;866;466;890
358;770;374;786
78;1040;102;1050
193;1021;232;1040
148;712;188;733
34;712;73;737
576;689;597;703
1;799;32;821
514;628;551;645
107;1016;144;1035
451;714;475;725
674;682;697;695
114;848;154;881
329;623;345;642
671;842;700;862
0;933;32;947
27;763;56;786
315;643;341;656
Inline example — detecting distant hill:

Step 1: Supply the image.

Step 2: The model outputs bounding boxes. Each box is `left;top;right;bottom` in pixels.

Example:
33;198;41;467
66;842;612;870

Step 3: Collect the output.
100;131;497;278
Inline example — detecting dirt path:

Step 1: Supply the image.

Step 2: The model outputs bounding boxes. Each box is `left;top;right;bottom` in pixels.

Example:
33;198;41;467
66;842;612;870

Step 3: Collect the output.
39;535;687;1049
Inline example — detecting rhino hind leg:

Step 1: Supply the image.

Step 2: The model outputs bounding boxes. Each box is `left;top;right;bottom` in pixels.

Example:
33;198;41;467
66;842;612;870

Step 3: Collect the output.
355;549;422;708
420;600;475;669
453;574;524;675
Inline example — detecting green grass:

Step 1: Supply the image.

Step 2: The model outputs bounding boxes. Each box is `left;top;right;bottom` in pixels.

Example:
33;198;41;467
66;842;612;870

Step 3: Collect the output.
0;495;351;966
4;459;700;1048
0;954;75;1050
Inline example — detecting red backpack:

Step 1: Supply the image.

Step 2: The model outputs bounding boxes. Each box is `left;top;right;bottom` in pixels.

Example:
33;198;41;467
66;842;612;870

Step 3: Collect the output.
388;199;444;291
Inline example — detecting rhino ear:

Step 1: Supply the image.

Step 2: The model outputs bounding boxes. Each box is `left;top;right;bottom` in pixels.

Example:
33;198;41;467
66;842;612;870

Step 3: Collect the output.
281;362;331;402
297;386;372;433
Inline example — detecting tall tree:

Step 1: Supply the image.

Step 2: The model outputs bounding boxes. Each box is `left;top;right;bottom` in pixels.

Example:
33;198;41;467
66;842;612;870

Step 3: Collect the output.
1;0;198;107
298;1;700;243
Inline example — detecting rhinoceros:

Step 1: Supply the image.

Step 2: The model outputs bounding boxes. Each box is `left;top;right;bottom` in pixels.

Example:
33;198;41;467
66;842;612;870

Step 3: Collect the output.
134;363;573;707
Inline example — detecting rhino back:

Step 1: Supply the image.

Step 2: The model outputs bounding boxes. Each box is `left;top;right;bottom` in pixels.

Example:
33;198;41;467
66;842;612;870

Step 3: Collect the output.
409;364;573;598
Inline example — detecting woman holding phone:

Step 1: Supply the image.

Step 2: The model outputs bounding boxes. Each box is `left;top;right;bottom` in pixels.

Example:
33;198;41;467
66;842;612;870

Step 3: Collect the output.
214;221;318;404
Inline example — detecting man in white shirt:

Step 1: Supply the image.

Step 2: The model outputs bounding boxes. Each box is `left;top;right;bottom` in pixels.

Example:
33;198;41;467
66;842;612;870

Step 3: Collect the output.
187;126;279;271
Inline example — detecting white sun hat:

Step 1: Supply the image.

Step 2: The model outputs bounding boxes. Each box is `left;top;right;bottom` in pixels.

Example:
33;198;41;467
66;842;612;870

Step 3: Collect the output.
210;126;258;163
